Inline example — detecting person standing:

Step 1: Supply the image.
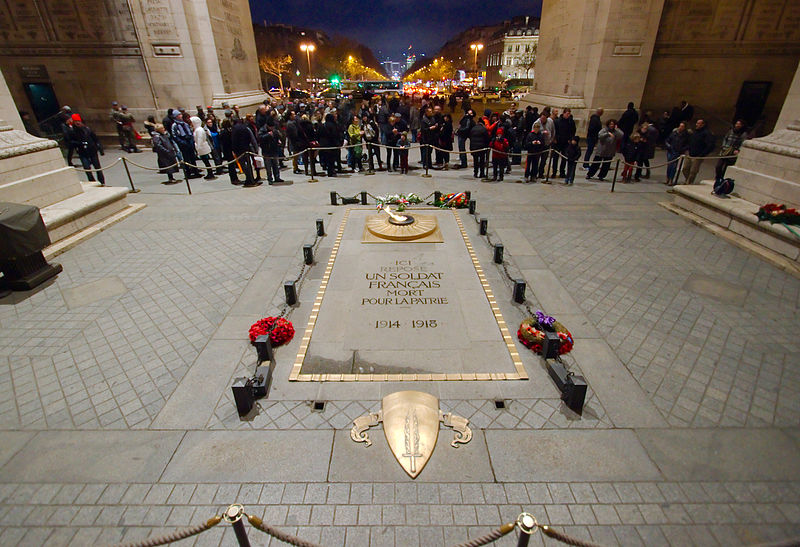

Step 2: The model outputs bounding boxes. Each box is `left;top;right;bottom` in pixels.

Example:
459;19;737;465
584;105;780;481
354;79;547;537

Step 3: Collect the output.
664;121;690;186
563;136;581;185
258;123;284;183
635;121;658;181
171;110;202;178
553;108;576;177
469;118;489;179
583;108;603;169
490;127;509;181
438;113;453;169
69;114;105;186
524;125;546;182
346;115;363;172
191;116;217;180
420;107;438;170
398;132;410;174
151;124;179;183
218;119;241;185
110;101;125;150
586;119;623;181
532;111;554;179
617;102;638;145
118;106;140;153
715;119;747;182
231;118;260;186
455;109;475;169
60;111;77;167
682;119;715;185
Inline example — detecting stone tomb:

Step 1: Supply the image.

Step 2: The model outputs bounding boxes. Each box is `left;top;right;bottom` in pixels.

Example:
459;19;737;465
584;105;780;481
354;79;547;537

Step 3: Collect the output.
289;208;527;381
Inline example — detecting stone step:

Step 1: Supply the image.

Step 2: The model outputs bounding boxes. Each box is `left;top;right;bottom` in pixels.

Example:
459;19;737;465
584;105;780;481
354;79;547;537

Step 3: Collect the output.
667;180;800;264
40;182;134;244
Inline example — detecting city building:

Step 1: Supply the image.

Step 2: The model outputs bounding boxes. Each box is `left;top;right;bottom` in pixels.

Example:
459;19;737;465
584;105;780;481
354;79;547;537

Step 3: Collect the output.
484;16;539;87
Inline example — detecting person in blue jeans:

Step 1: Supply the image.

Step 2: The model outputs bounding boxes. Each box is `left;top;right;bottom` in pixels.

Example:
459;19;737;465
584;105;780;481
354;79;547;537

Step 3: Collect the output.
563;136;581;185
664;121;689;186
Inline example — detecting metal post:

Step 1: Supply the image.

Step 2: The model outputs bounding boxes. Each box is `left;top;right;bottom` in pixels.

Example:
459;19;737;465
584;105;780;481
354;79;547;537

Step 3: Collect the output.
513;279;526;303
421;145;432;177
611;158;620;193
468;200;476;215
545;148;552;182
225;505;250;547
479;217;488;235
360;191;368;205
303;244;314;265
676;154;686;186
465;191;471;201
316;219;325;237
121;157;140;193
516;513;536;547
254;334;274;363
434;191;441;204
330;191;338;206
183;164;192;195
494;243;504;264
284;281;297;306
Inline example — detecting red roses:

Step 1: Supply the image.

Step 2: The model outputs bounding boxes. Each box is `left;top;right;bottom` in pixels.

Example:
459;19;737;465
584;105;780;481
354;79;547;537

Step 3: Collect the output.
248;317;295;347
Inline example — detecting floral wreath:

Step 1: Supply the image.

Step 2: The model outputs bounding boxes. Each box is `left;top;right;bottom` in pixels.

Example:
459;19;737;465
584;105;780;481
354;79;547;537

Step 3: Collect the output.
434;192;469;208
248;317;295;347
517;310;574;355
756;203;800;225
375;193;422;212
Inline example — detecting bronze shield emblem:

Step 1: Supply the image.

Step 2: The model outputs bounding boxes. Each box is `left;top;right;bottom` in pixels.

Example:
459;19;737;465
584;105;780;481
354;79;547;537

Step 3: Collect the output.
381;391;440;478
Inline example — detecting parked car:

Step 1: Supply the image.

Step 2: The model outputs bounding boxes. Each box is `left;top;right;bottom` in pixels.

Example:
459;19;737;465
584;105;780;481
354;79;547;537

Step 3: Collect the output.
288;89;311;99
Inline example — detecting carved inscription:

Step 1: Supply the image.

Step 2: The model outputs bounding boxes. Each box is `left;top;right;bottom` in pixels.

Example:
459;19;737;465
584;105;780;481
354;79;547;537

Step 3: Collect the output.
362;260;448;306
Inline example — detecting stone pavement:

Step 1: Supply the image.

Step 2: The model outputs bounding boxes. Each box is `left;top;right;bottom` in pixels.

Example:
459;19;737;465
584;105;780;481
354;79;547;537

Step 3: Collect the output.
0;147;799;546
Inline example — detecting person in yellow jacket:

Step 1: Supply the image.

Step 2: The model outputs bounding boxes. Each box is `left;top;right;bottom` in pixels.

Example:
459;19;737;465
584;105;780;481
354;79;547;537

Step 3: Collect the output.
347;115;364;173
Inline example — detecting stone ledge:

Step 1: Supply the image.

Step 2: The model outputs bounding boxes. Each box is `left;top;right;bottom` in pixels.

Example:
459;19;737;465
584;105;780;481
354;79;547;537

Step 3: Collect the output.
671;181;800;256
39;183;132;245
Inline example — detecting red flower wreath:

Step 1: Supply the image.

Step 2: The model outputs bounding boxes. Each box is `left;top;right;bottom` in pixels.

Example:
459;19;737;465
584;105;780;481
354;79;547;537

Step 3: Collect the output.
248;317;295;347
517;317;574;356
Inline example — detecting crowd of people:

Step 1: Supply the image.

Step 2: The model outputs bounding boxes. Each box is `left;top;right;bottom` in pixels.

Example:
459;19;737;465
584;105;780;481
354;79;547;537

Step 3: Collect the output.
53;94;748;190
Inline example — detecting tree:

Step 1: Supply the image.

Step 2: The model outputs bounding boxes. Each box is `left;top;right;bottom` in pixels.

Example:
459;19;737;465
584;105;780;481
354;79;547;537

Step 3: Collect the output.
259;54;293;95
520;43;537;79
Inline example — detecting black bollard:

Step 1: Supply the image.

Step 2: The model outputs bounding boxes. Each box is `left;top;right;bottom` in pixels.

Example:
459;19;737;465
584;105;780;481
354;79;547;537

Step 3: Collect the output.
254;334;274;363
303;244;314;265
434;191;441;204
465;191;471;201
330;191;338;206
468;199;476;215
316;219;325;236
479;217;488;235
284;281;297;306
516;513;536;547
226;505;252;547
361;191;367;205
494;243;504;264
611;158;620;192
513;279;526;303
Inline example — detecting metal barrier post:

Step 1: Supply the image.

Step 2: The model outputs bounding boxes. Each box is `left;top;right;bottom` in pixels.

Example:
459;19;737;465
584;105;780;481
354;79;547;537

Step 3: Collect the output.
360;191;368;205
182;163;192;195
676;155;686;185
516;513;536;547
121;157;140;193
330;191;338;206
545;149;552;183
225;505;252;547
611;158;620;192
421;145;432;178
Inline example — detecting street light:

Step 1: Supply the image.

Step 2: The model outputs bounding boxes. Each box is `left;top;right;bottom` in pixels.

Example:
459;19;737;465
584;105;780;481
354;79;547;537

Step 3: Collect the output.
300;43;316;88
470;43;483;90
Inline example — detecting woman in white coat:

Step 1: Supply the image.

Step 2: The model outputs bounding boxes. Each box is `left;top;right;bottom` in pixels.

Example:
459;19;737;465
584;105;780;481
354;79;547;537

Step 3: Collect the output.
191;116;217;179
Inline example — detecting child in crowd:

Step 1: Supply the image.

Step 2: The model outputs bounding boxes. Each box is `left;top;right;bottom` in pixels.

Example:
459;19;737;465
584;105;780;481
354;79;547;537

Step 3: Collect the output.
563;136;581;185
524;125;546;182
398;132;410;174
621;133;641;183
490;127;510;181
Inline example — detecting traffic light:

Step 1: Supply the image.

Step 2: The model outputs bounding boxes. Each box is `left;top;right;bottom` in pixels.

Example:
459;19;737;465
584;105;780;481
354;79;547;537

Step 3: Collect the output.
330;75;341;88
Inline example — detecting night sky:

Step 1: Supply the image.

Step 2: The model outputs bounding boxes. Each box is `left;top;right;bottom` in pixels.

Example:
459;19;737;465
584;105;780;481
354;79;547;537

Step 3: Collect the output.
249;0;543;61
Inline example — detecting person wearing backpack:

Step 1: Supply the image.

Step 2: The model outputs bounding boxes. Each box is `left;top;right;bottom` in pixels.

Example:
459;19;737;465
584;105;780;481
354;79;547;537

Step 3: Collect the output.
490;127;510;181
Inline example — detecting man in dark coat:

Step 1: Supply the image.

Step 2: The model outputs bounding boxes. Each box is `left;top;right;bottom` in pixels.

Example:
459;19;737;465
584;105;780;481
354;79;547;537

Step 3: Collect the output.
469;118;489;179
231;118;260;186
617;102;638;144
682;118;715;185
583;108;603;168
455;109;475;169
553;108;577;177
170;110;202;178
69;114;105;185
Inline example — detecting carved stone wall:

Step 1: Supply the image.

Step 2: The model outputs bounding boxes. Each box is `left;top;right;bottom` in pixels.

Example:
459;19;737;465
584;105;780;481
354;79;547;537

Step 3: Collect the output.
642;0;800;134
0;0;264;135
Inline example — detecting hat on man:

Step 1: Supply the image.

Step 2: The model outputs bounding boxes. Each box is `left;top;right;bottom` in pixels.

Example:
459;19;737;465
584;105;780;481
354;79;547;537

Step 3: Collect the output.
111;101;118;106
71;113;82;122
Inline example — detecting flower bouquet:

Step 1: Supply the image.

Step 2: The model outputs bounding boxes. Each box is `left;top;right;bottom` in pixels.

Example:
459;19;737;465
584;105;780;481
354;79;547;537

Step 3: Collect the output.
517;310;574;355
248;317;295;347
755;203;800;225
375;193;422;212
434;192;469;208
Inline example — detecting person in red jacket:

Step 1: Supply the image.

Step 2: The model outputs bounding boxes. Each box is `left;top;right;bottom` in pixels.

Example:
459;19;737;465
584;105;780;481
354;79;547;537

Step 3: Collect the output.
490;127;510;181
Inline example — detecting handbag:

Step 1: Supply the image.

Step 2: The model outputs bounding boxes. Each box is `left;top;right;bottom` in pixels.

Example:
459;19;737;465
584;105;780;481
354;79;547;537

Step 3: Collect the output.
253;155;265;168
